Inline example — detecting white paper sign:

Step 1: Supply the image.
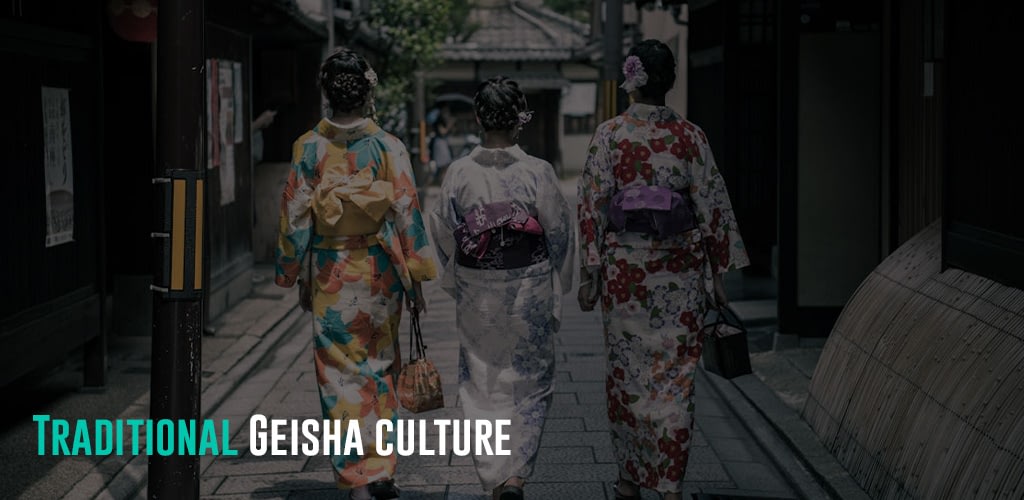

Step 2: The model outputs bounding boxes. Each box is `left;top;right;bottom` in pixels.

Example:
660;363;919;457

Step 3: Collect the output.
41;86;74;247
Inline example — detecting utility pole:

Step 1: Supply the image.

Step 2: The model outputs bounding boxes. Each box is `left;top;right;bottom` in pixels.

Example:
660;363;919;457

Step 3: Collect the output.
150;0;205;497
602;0;624;121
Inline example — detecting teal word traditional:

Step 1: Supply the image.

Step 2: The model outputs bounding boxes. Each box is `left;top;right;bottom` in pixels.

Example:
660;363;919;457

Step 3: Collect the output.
32;415;240;456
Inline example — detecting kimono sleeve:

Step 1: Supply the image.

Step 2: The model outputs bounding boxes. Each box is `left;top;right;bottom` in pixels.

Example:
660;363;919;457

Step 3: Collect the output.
536;164;576;295
577;124;616;274
389;141;438;283
275;136;317;288
689;134;750;274
428;165;460;297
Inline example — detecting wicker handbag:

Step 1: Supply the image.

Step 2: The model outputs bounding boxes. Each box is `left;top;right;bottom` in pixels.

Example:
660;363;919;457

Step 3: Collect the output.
397;306;444;413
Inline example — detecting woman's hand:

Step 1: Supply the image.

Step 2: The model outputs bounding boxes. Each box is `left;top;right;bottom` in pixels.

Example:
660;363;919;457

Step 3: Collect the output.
407;281;427;315
713;273;728;308
577;269;600;312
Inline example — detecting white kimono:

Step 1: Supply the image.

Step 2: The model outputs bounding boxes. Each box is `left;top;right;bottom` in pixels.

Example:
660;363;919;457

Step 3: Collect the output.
429;145;576;491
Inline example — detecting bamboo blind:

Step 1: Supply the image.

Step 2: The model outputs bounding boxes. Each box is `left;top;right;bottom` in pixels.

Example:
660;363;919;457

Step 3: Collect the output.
804;221;1024;499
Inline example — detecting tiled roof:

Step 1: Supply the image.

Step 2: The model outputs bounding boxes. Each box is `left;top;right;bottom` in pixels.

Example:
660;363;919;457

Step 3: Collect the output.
441;1;589;62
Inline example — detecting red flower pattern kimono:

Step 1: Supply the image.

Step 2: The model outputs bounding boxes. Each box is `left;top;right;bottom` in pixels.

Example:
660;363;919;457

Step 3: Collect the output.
577;103;749;493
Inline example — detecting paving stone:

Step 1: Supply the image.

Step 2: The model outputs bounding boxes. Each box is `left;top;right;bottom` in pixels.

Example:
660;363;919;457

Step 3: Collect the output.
683;463;732;482
709;437;758;463
205;456;308;477
694;416;745;439
536;446;596;464
542;418;585;432
216;472;334;494
517;481;607;499
528;463;619;482
201;476;225;496
722;461;792;493
396;465;478;485
539;431;611;448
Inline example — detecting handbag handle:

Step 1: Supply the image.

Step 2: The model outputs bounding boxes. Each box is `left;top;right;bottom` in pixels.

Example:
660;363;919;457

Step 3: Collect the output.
704;304;744;331
407;305;427;363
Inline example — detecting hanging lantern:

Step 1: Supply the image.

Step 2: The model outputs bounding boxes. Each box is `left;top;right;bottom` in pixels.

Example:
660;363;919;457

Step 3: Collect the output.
108;0;158;43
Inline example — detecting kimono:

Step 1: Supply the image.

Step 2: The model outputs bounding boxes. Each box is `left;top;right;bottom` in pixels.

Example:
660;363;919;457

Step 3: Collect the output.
577;103;749;493
275;118;437;490
429;145;576;491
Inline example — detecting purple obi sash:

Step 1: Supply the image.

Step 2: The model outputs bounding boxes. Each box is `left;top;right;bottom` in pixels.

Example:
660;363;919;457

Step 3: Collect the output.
607;185;697;238
454;201;547;269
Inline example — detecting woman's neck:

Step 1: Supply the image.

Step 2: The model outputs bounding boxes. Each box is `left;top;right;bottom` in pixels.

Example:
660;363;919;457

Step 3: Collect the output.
481;130;516;149
330;110;364;125
633;94;666;106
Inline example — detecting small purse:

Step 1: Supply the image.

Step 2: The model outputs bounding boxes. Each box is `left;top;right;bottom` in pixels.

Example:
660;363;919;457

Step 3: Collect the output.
397;306;445;413
701;305;752;379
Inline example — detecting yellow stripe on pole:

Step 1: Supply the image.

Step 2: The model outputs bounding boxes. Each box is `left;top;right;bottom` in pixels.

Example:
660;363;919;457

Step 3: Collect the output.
194;179;204;290
171;179;186;290
419;120;428;166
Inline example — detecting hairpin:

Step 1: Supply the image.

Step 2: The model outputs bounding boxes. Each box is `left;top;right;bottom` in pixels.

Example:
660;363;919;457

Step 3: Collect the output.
517;110;533;126
620;55;648;93
364;68;378;88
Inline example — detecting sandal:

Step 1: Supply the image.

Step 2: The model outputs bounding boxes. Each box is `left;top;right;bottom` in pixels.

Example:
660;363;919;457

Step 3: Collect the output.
613;478;640;500
499;483;524;500
367;479;401;499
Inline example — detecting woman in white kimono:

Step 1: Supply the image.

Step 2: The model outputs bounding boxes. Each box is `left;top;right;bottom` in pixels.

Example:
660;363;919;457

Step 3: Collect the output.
429;77;576;500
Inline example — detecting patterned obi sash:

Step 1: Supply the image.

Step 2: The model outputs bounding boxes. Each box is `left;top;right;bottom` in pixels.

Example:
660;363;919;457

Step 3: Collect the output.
454;200;549;270
607;185;697;239
312;167;392;237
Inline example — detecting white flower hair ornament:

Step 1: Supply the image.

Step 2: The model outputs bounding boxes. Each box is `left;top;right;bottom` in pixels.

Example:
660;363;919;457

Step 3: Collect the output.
517;110;534;126
364;68;378;88
620;55;648;93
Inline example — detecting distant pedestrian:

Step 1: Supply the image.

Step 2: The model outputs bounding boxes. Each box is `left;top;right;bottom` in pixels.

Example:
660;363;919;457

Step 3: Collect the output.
576;39;750;500
429;116;455;185
274;47;437;500
429;76;576;500
251;108;276;165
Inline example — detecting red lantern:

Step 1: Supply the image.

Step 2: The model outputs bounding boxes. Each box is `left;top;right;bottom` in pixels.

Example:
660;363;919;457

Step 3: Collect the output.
108;0;158;43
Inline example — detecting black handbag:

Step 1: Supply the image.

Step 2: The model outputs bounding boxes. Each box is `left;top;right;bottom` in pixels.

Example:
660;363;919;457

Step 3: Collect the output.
702;305;752;379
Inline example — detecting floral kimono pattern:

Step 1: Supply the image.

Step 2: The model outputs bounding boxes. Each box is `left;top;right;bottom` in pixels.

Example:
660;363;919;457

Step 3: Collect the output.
275;118;436;490
429;145;576;491
577;103;749;493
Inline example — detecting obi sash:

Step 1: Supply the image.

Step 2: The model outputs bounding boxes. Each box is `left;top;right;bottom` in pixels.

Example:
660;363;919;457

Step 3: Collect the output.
607;185;697;238
454;200;548;269
312;167;393;237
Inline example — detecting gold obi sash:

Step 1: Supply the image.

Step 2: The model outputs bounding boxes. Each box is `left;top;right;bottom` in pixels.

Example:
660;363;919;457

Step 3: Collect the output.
312;167;394;237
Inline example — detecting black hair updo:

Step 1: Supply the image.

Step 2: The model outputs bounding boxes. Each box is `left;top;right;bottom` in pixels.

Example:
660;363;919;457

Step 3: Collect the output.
628;39;677;99
474;76;530;132
318;48;375;114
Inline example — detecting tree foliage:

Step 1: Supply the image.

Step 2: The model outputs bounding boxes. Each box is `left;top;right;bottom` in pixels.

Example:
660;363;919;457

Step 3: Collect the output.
367;0;473;133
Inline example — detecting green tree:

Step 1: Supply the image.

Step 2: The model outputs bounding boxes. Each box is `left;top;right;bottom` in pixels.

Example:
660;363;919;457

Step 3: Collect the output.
367;0;473;133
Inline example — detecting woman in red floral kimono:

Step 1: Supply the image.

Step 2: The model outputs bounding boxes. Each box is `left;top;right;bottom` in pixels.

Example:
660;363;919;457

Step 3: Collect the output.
576;40;749;500
276;48;436;500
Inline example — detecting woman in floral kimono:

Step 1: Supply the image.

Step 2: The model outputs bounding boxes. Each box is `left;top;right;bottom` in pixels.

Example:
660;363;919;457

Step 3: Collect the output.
429;77;576;500
275;48;436;500
577;40;749;500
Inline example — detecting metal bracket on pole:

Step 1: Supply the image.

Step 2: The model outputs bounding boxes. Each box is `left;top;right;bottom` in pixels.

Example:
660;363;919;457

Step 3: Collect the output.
152;170;204;300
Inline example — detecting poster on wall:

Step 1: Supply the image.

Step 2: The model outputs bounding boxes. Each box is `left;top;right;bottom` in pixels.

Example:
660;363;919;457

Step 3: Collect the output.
218;60;236;205
206;57;245;206
41;86;74;247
